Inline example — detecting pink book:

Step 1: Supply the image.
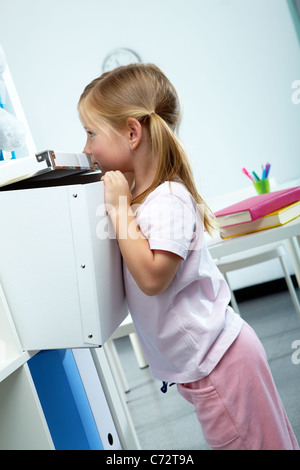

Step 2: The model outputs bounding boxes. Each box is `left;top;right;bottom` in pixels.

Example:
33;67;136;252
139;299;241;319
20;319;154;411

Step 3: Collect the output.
215;186;300;227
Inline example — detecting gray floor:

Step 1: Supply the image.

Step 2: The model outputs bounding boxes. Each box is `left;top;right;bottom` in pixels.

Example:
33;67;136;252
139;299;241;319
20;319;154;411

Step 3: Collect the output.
114;287;300;450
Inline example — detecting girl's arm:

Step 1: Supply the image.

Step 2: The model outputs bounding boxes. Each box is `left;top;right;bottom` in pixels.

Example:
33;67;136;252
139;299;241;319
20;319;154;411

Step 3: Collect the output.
102;171;181;296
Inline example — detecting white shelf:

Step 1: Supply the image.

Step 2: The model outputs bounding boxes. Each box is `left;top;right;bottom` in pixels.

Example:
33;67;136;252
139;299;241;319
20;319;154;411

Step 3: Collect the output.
0;46;139;450
0;364;54;450
0;351;37;383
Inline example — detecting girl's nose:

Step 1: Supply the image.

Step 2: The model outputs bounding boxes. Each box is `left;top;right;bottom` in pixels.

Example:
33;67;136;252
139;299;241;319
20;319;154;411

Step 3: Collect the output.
83;141;90;155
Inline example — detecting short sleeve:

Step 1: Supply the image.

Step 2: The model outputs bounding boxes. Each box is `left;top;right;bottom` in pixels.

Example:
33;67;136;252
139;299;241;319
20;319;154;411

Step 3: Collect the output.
136;190;198;260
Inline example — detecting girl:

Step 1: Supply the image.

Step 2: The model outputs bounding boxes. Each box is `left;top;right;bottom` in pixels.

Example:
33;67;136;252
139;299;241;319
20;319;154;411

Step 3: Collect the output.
78;63;299;450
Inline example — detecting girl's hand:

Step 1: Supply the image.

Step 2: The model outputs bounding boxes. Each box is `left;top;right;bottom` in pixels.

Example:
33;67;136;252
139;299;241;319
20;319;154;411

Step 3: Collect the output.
101;171;181;296
101;170;132;215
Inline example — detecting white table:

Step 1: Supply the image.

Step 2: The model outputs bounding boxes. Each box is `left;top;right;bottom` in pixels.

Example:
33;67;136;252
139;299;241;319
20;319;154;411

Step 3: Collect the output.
208;217;300;287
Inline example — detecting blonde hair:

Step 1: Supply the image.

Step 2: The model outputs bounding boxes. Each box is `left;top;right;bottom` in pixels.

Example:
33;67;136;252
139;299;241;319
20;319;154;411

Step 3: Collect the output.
78;63;219;236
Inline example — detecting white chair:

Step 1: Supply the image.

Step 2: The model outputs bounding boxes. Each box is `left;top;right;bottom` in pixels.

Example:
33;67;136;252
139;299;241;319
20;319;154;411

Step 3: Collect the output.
104;314;148;393
110;314;147;369
216;244;300;318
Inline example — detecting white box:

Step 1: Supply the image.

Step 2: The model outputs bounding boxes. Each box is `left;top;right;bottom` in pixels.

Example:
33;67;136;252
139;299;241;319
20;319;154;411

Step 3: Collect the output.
0;150;95;187
0;179;128;350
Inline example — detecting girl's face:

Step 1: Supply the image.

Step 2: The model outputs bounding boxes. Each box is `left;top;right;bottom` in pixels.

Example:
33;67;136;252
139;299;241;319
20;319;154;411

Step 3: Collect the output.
82;121;134;174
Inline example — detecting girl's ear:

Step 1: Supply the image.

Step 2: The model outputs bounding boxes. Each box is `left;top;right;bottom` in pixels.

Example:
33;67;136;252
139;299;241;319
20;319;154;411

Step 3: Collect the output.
127;118;142;150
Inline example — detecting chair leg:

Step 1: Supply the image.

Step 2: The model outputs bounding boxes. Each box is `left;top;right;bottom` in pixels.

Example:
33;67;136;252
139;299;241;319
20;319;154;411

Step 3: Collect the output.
223;272;241;316
129;332;148;369
285;237;300;289
104;340;131;393
279;255;300;319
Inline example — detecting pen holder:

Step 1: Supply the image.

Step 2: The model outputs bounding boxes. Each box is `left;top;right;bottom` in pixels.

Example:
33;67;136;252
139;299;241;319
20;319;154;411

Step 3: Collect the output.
253;178;270;195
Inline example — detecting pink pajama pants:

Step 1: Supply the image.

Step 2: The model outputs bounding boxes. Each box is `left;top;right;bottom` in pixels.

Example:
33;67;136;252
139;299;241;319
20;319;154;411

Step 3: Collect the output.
177;322;299;450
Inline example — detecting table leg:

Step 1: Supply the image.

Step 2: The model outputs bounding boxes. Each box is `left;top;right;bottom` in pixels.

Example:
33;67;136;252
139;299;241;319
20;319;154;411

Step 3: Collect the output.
285;236;300;288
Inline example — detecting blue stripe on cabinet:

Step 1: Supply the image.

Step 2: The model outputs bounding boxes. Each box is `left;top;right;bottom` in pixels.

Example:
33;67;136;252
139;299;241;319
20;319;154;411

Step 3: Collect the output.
29;349;103;450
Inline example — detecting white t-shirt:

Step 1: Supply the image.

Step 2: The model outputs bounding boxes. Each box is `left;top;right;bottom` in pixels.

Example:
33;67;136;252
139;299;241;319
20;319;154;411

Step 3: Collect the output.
123;182;243;383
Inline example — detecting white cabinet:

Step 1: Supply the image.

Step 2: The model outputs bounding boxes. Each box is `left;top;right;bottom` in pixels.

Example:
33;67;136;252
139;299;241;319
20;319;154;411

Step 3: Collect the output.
0;178;128;350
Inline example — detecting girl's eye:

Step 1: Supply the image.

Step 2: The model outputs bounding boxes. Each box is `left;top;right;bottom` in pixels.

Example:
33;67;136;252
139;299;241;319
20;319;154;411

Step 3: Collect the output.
87;131;96;137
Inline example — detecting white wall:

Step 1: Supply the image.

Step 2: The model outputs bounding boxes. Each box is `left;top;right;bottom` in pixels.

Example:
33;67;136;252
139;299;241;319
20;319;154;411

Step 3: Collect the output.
1;0;300;201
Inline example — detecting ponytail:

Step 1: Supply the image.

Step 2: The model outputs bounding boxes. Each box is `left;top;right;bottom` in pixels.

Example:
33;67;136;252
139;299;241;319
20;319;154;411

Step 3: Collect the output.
132;112;219;237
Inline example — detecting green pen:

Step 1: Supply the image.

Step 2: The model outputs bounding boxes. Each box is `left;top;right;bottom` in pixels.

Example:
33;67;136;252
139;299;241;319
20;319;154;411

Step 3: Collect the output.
252;171;260;181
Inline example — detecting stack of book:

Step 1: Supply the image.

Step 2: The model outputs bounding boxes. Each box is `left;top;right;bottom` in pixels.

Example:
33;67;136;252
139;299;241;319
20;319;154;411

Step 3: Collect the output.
214;186;300;239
